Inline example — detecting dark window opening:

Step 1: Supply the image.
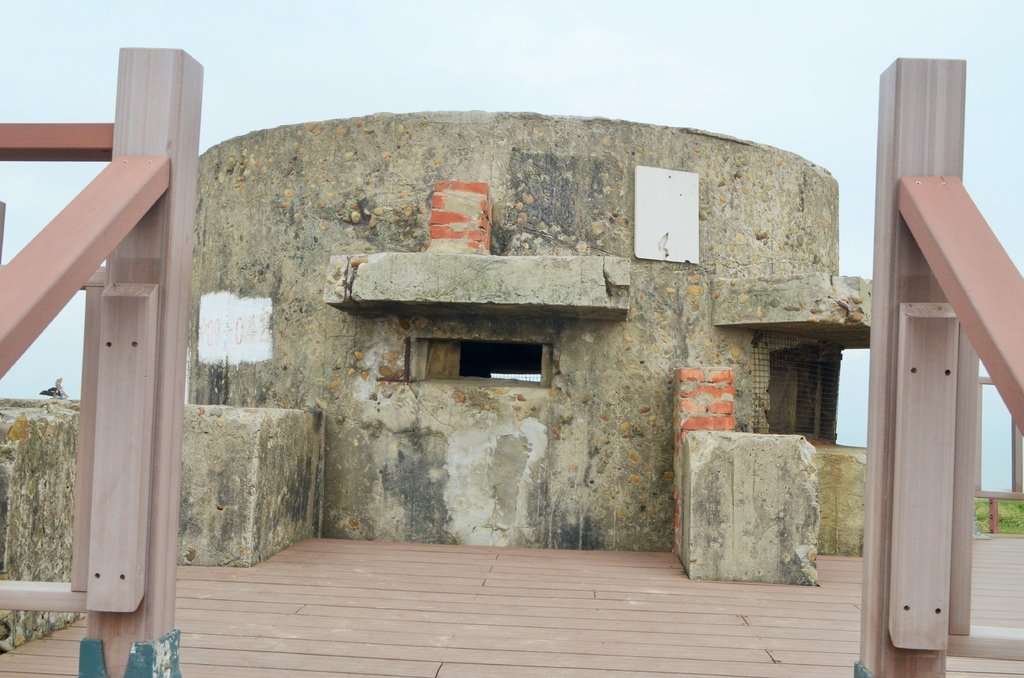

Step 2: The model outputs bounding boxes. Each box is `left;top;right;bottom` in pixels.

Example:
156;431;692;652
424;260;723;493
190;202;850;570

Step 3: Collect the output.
767;342;840;442
421;339;547;384
460;341;543;382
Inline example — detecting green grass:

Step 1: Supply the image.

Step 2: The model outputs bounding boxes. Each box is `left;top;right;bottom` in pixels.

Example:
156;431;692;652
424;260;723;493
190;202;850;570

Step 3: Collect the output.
975;498;1024;535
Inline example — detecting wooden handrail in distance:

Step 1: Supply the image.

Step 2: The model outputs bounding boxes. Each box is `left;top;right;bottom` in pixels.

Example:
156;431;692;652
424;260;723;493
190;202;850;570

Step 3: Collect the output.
0;156;169;378
0;123;114;161
900;176;1024;429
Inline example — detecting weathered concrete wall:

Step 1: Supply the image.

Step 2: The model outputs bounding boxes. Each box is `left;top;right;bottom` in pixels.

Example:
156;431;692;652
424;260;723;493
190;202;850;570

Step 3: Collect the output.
188;112;839;551
179;405;322;566
680;431;819;585
814;443;866;556
0;401;79;651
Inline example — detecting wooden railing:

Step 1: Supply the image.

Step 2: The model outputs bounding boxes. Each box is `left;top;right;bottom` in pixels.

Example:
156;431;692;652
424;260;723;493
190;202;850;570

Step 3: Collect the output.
860;59;1024;677
0;49;201;678
0;157;168;375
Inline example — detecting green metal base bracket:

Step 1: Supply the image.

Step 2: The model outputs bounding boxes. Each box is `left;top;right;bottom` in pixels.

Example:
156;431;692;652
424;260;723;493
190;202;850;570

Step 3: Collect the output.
854;660;876;678
79;629;181;678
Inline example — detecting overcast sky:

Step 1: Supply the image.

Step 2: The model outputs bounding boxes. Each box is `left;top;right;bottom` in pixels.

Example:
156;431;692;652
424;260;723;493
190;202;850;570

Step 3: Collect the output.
1;0;1021;483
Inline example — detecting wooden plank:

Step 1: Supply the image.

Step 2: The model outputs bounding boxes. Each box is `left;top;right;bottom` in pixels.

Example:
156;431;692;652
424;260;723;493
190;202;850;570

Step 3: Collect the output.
170;608;853;648
71;278;102;592
888;304;959;649
85;47;203;677
274;606;754;638
0;156;168;378
86;283;159;612
0;582;87;612
435;665;843;678
186;646;442;677
861;57;967;676
0;123;114;161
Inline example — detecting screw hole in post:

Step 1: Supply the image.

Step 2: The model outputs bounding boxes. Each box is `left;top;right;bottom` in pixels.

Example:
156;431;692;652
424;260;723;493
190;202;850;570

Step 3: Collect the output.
903;605;910;611
935;608;942;614
945;369;951;375
94;573;100;579
119;574;126;580
105;342;112;348
910;367;918;374
131;341;138;347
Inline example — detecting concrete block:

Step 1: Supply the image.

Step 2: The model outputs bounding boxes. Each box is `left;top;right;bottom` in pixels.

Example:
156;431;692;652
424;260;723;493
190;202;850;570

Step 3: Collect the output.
0;401;80;650
813;443;866;556
324;252;630;319
178;405;322;567
680;431;819;585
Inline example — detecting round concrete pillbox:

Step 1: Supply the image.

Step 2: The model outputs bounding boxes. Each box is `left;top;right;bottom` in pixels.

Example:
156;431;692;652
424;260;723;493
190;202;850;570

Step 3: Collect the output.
189;112;840;553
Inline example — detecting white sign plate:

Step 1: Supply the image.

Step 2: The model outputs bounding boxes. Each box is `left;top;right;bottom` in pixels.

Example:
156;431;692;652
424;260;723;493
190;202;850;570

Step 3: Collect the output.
634;166;699;263
198;291;273;365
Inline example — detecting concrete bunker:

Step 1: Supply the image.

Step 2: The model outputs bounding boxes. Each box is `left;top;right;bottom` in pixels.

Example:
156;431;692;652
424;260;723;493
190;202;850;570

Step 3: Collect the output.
186;112;869;562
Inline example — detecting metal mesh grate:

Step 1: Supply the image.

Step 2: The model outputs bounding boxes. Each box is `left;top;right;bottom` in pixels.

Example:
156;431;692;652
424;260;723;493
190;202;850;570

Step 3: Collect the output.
749;331;841;442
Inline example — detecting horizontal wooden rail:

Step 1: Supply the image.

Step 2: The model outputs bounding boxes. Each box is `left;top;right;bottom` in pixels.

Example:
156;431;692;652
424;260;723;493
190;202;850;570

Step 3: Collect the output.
948;626;1024;662
0;156;169;378
0;124;114;162
0;581;87;612
0;123;114;161
0;264;105;289
900;176;1024;430
976;490;1024;500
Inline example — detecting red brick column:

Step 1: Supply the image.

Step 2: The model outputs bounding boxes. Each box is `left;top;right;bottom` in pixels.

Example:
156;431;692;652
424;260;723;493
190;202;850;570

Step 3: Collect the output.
673;367;735;555
427;181;490;254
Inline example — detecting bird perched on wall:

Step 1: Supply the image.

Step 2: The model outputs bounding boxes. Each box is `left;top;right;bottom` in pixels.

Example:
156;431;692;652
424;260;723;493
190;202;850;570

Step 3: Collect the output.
39;378;68;400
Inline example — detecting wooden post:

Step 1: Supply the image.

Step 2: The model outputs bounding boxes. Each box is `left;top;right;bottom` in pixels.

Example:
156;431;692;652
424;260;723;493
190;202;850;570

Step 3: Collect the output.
988;499;999;534
949;329;980;637
1013;424;1022;494
83;48;202;677
859;59;977;676
0;200;5;262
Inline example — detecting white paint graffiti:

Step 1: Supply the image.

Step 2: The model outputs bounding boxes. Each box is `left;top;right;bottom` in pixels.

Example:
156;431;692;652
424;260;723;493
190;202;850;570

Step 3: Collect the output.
197;291;273;365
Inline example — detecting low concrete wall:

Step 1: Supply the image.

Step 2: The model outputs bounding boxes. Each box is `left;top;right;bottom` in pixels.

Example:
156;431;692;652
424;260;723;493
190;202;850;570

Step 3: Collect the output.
814;443;866;556
0;402;79;651
680;430;819;585
0;400;322;653
179;405;322;566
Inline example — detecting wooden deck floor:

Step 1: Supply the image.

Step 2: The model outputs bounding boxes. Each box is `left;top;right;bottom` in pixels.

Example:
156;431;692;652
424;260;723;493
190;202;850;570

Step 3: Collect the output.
1;537;1023;677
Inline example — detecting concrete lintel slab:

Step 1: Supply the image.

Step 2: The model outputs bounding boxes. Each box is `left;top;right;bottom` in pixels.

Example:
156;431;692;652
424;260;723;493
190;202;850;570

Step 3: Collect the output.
712;273;871;348
324;253;630;320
